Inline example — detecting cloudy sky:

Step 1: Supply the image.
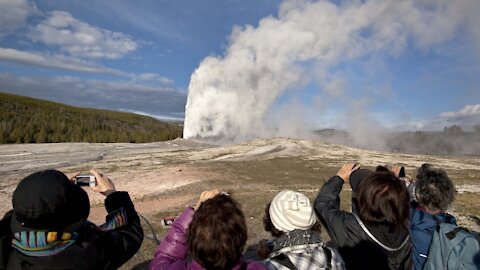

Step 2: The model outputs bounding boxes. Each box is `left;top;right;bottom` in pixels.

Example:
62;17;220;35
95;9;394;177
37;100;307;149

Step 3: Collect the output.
1;0;479;130
0;0;278;121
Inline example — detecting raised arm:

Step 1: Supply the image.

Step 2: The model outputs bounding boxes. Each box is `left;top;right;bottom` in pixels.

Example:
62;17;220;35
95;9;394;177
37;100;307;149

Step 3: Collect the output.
149;208;194;270
314;163;359;246
90;170;144;269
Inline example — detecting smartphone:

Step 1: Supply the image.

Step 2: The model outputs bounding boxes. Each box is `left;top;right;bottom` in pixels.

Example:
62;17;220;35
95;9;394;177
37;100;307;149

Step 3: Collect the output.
399;167;406;178
74;175;97;187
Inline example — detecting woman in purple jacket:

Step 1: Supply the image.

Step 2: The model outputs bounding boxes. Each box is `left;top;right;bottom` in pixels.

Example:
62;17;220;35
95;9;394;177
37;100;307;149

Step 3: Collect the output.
150;189;266;270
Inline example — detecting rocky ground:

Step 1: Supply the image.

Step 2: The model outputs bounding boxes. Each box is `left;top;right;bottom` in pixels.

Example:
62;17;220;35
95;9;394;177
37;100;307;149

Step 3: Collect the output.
1;137;479;269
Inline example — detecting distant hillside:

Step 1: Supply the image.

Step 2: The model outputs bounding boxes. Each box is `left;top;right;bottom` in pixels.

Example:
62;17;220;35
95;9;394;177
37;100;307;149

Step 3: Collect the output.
0;92;183;144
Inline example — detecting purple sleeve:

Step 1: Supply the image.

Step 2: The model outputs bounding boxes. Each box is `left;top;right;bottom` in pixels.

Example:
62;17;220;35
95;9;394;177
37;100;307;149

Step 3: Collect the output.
149;208;195;270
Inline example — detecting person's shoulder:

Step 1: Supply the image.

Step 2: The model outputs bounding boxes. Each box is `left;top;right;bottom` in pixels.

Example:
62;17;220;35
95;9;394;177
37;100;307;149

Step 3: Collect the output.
73;222;107;244
0;221;11;238
441;212;457;225
0;210;13;234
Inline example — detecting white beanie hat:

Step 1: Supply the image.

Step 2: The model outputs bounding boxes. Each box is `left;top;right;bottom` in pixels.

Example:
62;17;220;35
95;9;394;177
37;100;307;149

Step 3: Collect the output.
269;190;316;232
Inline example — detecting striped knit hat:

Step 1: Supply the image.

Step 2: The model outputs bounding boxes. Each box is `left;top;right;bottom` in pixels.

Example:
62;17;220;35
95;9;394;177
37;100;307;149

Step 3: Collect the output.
269;190;316;232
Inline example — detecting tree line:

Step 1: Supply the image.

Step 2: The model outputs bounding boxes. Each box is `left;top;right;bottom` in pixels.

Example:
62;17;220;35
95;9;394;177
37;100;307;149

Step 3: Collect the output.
0;92;183;144
386;124;480;155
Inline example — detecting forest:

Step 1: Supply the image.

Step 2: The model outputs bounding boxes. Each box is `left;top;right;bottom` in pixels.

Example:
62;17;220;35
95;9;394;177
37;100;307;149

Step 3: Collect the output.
0;92;183;144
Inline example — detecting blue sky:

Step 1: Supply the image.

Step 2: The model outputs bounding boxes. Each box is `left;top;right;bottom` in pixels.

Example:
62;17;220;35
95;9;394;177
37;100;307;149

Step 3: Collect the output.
0;0;279;121
1;0;479;131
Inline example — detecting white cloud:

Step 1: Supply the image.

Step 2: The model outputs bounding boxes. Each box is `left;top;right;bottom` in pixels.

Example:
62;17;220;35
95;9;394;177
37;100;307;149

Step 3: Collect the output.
0;0;37;38
136;73;173;85
401;105;480;131
0;47;124;74
440;104;480;118
0;47;175;86
439;104;480;126
0;73;186;120
28;11;137;59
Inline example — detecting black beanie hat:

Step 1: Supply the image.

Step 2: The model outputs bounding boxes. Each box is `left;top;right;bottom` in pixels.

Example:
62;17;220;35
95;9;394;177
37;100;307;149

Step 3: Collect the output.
11;170;90;232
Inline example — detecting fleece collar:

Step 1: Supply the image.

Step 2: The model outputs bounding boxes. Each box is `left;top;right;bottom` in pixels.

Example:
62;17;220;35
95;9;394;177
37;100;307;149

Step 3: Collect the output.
11;207;129;257
12;231;78;257
273;229;322;252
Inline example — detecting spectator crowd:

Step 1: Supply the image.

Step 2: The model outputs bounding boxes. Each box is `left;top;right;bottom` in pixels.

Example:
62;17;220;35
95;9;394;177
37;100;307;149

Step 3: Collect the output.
0;161;478;269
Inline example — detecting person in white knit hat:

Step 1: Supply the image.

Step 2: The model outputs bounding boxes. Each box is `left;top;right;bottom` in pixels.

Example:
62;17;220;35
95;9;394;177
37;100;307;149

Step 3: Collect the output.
258;190;345;270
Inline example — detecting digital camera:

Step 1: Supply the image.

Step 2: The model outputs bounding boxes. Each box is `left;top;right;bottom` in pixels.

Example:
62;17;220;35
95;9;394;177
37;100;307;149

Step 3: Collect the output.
74;175;97;187
160;216;176;227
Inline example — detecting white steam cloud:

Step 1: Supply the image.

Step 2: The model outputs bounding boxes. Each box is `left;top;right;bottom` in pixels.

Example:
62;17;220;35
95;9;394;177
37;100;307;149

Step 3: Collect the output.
184;0;477;143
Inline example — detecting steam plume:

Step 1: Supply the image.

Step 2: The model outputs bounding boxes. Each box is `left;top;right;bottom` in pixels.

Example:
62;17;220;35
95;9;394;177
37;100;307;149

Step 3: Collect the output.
184;0;476;143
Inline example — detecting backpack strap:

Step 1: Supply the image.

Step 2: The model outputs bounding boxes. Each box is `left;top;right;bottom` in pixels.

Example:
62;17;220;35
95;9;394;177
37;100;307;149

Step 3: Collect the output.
353;213;409;252
432;214;457;238
445;227;464;240
432;214;442;225
271;253;297;270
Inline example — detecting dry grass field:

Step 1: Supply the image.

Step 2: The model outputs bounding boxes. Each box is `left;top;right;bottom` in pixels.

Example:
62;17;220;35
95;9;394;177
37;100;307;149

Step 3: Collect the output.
1;137;479;269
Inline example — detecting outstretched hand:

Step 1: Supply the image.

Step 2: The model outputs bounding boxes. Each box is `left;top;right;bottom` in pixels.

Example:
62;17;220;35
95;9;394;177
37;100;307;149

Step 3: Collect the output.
65;172;80;182
194;189;220;210
392;165;402;177
90;169;117;196
336;163;361;183
392;165;413;184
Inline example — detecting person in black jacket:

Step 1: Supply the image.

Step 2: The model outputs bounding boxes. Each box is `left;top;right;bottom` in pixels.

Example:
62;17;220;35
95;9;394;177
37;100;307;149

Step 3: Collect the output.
314;163;412;270
0;169;143;270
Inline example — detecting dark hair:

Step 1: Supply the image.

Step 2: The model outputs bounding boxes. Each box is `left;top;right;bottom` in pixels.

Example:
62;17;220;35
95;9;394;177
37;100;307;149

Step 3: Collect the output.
415;163;455;212
263;202;321;236
188;194;247;270
375;165;391;173
263;203;284;237
357;171;409;227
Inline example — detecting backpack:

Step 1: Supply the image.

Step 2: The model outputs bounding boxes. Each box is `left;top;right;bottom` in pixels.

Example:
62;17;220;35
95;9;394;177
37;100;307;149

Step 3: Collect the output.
423;221;480;270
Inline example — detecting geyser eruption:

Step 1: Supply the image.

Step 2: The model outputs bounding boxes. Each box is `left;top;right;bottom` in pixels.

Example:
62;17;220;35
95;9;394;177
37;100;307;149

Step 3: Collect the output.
184;0;476;143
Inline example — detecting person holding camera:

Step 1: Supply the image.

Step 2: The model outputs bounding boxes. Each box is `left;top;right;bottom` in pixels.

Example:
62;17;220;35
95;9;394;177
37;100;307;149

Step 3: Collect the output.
314;163;412;270
149;189;266;270
0;169;143;269
257;190;345;270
